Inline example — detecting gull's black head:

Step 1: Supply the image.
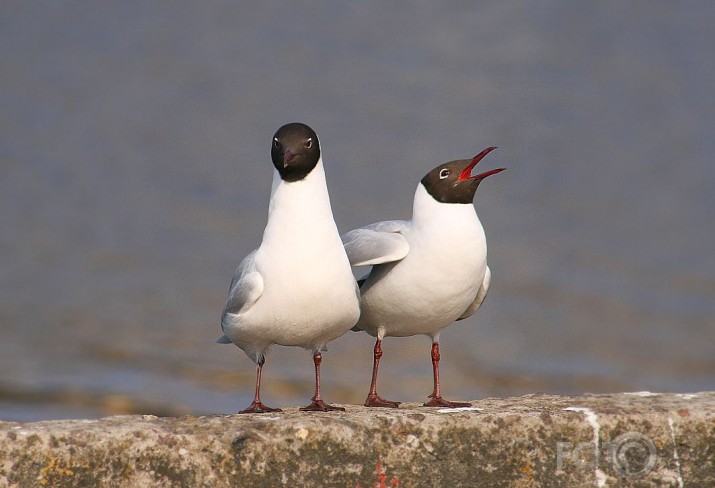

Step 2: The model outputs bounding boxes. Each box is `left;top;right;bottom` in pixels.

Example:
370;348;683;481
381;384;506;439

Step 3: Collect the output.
421;147;505;204
271;123;321;182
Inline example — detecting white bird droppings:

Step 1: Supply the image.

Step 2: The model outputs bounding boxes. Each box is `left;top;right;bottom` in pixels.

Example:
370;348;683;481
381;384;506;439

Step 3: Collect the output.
675;393;698;400
294;427;309;440
668;417;684;488
437;407;484;413
564;407;607;487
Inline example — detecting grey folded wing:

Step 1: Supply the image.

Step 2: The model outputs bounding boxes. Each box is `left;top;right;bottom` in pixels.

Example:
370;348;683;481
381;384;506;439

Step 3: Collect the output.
457;265;491;321
218;250;264;340
341;220;410;266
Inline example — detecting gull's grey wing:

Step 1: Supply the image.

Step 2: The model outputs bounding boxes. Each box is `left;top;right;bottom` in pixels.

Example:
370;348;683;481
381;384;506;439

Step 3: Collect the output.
218;250;264;340
457;265;491;321
341;220;410;267
360;220;411;234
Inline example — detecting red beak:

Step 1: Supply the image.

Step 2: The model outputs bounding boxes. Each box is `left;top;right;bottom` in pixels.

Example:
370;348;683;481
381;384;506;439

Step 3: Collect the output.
458;146;506;181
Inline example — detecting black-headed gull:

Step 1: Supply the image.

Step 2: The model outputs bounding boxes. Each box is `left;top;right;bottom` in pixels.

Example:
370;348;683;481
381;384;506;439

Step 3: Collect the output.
342;147;505;408
219;123;360;413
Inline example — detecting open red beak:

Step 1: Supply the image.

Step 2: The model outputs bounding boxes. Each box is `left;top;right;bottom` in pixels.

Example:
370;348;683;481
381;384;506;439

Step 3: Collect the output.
458;146;506;181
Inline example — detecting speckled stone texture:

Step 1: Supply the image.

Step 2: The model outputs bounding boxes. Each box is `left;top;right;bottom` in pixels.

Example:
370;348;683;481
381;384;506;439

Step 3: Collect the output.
1;392;713;487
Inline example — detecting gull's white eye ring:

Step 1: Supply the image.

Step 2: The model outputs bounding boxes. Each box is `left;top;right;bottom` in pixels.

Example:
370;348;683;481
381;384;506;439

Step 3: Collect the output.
439;168;449;179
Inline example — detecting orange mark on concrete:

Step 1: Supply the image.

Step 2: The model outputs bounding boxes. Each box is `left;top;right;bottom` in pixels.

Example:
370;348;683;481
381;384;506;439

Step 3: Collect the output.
357;459;400;488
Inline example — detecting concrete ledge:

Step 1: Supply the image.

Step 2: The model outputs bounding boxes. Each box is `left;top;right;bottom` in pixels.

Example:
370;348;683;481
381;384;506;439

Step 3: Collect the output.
1;392;713;487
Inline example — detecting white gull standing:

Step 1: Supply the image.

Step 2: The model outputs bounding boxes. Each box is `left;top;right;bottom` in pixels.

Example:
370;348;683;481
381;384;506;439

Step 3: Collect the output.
342;147;505;408
218;122;360;413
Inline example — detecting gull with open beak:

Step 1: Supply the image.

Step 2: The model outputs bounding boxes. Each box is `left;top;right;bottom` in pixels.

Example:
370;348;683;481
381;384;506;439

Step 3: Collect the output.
342;147;505;407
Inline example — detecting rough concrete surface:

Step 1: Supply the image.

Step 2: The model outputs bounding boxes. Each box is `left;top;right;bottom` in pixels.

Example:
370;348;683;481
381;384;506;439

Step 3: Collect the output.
0;392;712;487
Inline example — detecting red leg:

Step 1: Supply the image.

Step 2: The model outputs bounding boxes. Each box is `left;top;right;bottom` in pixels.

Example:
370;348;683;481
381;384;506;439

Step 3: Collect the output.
364;339;400;408
423;343;471;408
239;360;282;414
300;354;345;412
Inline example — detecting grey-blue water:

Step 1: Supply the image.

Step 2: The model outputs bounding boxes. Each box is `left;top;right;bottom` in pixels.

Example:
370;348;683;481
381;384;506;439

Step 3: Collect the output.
2;2;714;421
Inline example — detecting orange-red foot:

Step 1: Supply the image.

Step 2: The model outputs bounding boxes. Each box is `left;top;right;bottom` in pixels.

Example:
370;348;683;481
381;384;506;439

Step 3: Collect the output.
300;399;345;412
423;397;471;408
239;401;282;414
364;394;401;408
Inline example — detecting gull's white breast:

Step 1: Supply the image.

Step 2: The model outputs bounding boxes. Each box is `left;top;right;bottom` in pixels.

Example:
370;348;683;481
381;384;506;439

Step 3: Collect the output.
358;184;487;337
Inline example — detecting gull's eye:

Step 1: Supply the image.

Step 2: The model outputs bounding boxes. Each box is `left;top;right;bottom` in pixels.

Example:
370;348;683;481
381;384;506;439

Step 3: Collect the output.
439;168;449;179
305;138;313;149
273;137;280;149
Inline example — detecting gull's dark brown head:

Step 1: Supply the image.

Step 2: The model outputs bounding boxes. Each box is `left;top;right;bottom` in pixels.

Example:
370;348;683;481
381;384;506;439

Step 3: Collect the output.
420;147;505;204
271;123;321;182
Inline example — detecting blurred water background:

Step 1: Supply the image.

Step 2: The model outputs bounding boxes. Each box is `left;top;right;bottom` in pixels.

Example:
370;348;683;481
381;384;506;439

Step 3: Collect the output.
1;2;714;421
